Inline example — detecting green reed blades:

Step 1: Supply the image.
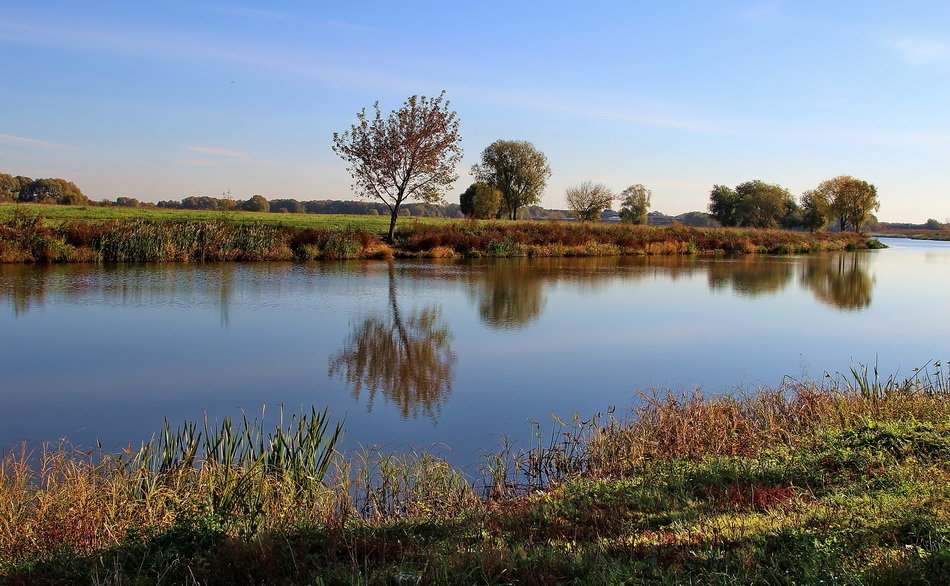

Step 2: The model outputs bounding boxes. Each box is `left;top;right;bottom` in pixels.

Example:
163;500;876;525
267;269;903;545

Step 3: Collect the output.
93;219;282;262
125;406;342;482
114;406;342;536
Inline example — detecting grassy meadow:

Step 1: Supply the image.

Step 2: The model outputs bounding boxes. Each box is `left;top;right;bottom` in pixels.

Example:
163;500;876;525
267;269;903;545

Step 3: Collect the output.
0;203;882;263
0;203;445;232
2;364;949;584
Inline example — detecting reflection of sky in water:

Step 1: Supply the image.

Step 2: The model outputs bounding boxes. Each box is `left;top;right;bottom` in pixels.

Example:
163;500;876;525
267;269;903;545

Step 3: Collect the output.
0;238;948;467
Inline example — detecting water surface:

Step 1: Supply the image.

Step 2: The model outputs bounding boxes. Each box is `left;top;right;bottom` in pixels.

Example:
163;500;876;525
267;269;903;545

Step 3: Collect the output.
1;238;947;466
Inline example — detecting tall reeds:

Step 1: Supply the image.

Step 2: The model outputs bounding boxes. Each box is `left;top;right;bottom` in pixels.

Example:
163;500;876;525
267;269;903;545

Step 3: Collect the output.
0;213;394;262
1;211;878;263
396;220;879;258
1;407;343;558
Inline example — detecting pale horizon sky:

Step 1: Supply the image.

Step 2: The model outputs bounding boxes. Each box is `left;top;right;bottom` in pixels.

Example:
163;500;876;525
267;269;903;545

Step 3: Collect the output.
2;1;950;222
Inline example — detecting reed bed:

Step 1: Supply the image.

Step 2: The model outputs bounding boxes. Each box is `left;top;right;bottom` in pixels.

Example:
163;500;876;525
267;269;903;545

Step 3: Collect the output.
396;220;881;257
0;208;394;262
3;363;949;583
1;208;880;264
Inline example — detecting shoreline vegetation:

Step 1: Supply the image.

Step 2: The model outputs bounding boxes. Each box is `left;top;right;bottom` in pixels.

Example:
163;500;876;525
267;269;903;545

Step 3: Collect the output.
0;204;883;264
873;229;950;242
2;364;949;583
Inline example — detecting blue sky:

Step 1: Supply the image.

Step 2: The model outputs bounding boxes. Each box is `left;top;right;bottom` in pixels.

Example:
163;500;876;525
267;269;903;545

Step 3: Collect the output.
1;1;949;221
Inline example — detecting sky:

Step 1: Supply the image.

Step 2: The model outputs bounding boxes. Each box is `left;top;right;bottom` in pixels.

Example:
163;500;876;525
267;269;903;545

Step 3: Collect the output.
1;0;949;222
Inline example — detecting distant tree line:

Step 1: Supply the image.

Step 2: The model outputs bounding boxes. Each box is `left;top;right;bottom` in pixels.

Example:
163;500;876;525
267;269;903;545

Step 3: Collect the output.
0;166;885;236
0;173;89;206
155;196;467;218
878;218;947;231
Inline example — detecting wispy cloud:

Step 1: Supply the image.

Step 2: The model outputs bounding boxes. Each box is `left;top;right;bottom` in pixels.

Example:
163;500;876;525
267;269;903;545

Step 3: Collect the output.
0;19;726;135
178;146;316;170
185;145;249;158
891;37;948;65
737;1;782;21
465;87;728;134
0;133;72;150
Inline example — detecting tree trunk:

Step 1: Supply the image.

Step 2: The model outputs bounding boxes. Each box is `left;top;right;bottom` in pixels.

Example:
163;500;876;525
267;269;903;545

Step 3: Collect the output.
388;208;399;243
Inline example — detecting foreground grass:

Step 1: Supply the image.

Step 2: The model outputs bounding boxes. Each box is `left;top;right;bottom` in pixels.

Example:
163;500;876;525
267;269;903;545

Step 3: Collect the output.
0;203;881;263
3;364;949;584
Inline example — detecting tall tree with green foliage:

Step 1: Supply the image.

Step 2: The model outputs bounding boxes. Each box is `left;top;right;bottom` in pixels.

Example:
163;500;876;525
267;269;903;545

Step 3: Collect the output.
709;180;796;228
459;182;502;219
734;180;795;229
0;173;20;201
618;184;651;224
800;189;830;232
333;92;462;242
708;184;741;227
566;181;614;222
472;140;551;220
815;175;879;233
242;195;269;212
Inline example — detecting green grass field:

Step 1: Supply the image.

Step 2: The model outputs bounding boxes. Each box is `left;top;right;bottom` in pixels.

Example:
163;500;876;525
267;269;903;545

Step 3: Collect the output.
0;203;454;235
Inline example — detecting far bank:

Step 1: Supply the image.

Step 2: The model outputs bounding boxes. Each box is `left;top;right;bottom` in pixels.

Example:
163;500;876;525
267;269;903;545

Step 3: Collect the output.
0;203;883;263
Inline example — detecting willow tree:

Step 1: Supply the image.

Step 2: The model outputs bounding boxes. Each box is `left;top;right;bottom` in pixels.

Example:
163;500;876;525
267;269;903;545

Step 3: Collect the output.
333;92;462;242
619;184;651;224
472;140;551;220
815;175;879;233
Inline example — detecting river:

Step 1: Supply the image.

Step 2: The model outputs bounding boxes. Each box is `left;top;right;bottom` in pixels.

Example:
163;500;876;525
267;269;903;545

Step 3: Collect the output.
1;237;947;467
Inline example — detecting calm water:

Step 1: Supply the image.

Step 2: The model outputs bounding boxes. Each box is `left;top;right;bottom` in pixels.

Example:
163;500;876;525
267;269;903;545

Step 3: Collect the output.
1;237;948;466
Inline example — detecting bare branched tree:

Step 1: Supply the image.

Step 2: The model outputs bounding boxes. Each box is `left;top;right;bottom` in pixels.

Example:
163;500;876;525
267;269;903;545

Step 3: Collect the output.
566;181;614;222
333;92;462;242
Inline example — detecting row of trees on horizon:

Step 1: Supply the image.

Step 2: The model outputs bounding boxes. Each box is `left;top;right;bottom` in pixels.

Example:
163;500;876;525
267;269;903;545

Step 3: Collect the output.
329;92;903;238
4;167;945;234
0;82;943;237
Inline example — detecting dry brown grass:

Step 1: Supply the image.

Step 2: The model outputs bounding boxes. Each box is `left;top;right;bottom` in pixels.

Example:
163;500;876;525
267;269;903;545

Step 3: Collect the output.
586;369;950;475
397;220;873;257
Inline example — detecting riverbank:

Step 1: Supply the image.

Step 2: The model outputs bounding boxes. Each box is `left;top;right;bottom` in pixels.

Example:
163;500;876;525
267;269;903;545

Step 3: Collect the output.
2;364;948;584
0;204;882;263
873;230;950;242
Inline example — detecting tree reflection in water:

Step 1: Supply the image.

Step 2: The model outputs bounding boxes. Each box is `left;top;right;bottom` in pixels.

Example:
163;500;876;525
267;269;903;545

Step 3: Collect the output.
705;253;873;310
329;266;456;419
474;259;547;329
707;257;794;296
800;253;873;310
